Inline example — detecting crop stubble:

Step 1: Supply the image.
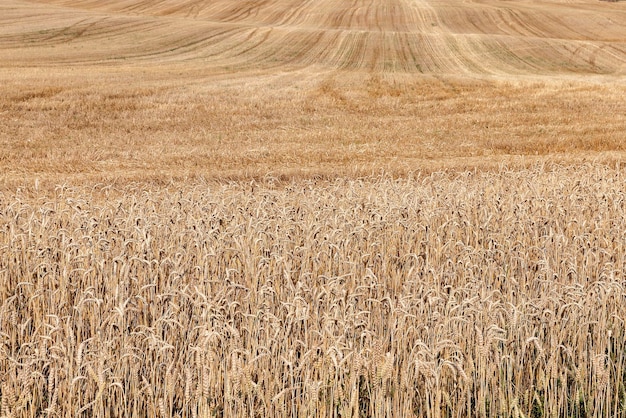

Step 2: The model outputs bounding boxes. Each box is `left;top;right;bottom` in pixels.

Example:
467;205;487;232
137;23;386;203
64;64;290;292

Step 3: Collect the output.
1;0;626;183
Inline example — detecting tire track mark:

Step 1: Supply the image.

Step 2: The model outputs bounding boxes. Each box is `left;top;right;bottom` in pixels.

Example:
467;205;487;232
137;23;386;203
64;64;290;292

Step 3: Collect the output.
128;27;254;62
7;0;626;75
274;0;317;26
219;0;271;24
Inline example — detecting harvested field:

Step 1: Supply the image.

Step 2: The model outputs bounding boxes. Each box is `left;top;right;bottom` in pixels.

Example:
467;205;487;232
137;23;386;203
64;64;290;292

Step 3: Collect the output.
2;0;626;417
1;0;626;184
3;71;626;188
3;0;626;74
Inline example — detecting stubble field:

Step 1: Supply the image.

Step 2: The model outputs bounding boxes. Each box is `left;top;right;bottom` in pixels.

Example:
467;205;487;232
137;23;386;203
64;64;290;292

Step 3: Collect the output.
2;0;626;417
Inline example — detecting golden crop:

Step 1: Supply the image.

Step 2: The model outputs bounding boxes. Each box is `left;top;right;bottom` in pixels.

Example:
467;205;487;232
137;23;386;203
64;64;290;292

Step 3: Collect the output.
3;0;626;416
2;164;626;417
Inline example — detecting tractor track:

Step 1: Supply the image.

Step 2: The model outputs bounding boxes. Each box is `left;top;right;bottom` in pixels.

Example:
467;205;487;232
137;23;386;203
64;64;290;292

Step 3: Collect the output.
2;0;626;75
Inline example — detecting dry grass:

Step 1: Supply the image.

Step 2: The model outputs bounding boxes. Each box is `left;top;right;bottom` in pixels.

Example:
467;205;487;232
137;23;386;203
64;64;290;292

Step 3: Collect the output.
3;164;626;417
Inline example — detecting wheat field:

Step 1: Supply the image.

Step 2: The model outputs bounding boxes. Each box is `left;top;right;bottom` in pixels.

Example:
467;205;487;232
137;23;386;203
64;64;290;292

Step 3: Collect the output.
3;0;626;417
3;165;626;417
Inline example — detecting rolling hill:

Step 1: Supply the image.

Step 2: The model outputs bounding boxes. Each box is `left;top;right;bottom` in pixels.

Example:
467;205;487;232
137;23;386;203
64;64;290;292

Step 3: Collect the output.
1;0;626;184
3;0;626;74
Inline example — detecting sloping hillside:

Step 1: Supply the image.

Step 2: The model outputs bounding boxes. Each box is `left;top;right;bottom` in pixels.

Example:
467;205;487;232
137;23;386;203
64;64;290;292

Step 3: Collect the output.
2;0;626;74
1;0;626;186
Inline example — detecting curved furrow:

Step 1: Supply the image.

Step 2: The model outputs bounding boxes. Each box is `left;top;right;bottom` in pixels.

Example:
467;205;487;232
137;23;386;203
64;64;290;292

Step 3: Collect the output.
0;10;166;54
230;28;274;59
487;37;603;74
306;30;344;67
393;32;421;72
386;31;419;72
357;33;387;70
5;0;626;75
464;37;559;75
410;34;450;73
397;0;626;75
152;27;262;62
118;0;169;15
219;1;271;24
273;0;317;26
327;0;361;30
402;0;446;34
601;44;626;71
435;2;626;43
333;31;368;70
273;30;327;67
365;33;383;70
37;17;90;42
148;0;206;18
366;0;379;32
436;35;484;75
449;35;496;75
569;42;626;74
117;27;249;64
298;0;377;30
500;39;559;74
506;9;560;39
185;27;312;71
0;6;75;46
